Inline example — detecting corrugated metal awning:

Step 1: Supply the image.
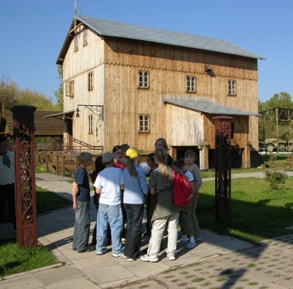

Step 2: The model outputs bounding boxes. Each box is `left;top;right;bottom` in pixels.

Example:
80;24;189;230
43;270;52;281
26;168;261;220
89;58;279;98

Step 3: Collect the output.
164;99;260;116
44;110;75;120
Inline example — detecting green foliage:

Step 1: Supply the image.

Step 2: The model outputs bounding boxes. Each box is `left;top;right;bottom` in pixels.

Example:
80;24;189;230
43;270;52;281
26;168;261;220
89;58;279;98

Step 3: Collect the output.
53;65;63;110
259;92;293;112
0;75;59;111
0;76;19;108
258;92;293;140
265;171;288;190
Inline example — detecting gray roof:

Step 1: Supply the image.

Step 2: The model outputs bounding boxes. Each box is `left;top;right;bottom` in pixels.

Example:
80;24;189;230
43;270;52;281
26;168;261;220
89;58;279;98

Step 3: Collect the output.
76;15;265;60
164;99;260;116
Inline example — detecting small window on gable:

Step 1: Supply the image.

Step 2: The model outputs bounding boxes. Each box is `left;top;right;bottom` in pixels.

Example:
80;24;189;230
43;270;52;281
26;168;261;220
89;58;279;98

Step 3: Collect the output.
139;115;150;133
74;36;78;52
186;76;196;92
228;80;237;96
88;115;93;134
65;81;74;97
138;71;149;88
83;29;87;46
88;72;93;91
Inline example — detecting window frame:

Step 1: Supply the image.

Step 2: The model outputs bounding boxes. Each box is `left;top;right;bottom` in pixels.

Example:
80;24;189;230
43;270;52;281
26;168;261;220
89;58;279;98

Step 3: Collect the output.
138;114;150;133
74;35;78;52
186;75;196;92
228;80;237;96
138;71;150;89
83;29;87;46
88;114;93;134
88;72;94;91
65;81;74;97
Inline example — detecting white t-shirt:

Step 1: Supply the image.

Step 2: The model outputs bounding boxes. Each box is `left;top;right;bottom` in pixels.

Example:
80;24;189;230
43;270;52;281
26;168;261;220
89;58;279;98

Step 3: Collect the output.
94;167;124;205
185;170;194;183
0;152;15;185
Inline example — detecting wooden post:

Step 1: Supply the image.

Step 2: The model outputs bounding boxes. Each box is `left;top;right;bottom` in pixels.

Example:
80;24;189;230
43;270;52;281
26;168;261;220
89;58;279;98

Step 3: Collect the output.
212;116;233;223
11;105;38;248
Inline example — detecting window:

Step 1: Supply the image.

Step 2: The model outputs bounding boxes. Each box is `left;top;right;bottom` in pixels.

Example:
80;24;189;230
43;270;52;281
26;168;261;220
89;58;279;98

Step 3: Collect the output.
83;29;87;46
88;72;93;91
65;81;74;97
88;115;93;134
186;76;196;92
228;80;237;95
74;35;78;52
138;71;149;88
139;115;150;132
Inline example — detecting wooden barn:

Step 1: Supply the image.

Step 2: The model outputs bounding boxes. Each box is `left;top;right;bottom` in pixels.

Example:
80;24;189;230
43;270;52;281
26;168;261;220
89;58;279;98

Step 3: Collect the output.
56;16;264;169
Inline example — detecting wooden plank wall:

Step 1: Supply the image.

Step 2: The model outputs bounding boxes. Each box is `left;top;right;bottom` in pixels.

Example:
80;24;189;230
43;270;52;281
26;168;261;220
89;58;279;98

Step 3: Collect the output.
102;38;259;153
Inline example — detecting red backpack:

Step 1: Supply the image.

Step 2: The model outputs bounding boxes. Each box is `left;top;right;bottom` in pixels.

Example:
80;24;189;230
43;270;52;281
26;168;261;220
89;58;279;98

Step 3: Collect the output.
171;166;193;207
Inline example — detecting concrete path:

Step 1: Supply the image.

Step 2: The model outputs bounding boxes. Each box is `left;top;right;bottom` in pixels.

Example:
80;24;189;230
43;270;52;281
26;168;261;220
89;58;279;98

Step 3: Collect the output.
0;173;293;288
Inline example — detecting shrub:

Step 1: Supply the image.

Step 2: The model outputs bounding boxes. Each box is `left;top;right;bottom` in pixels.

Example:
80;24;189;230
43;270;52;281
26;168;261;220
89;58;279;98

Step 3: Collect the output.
265;171;288;191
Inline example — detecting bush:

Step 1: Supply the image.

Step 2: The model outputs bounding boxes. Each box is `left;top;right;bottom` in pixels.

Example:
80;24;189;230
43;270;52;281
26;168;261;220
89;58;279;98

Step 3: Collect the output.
265;171;288;190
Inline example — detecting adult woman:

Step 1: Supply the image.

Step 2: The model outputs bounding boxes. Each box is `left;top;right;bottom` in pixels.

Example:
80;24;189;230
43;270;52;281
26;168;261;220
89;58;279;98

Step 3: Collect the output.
140;148;181;262
122;147;149;261
154;138;173;165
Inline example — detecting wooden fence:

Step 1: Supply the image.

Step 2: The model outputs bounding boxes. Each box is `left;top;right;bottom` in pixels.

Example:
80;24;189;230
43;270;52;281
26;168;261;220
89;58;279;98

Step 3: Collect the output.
45;152;100;177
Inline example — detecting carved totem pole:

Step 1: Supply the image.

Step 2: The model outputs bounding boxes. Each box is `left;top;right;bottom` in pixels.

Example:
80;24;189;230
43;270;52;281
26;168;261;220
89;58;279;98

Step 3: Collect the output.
11;105;38;248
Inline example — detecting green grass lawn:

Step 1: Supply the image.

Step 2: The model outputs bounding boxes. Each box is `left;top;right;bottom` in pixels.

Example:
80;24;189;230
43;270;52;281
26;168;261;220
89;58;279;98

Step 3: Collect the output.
198;176;293;243
0;186;72;279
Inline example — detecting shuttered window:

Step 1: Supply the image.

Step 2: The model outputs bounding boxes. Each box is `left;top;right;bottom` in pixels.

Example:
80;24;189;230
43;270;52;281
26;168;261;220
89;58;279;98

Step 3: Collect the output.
88;72;94;91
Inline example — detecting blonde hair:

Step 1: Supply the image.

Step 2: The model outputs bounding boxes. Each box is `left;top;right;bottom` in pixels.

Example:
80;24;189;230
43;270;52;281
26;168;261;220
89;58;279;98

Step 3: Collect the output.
154;148;169;179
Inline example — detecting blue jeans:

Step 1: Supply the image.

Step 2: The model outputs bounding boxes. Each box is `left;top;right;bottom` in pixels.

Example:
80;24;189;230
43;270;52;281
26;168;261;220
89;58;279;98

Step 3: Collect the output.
96;204;124;254
73;201;90;252
124;203;144;259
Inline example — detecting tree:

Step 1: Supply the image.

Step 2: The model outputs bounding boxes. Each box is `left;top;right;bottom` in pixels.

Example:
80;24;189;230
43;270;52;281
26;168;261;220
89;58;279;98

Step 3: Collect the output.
259;92;293;111
54;65;63;110
258;92;293;141
0;76;19;108
17;89;56;111
0;75;58;111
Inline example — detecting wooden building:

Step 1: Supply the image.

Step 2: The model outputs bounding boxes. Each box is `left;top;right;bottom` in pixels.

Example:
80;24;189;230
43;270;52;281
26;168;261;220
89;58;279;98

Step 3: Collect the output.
56;16;264;169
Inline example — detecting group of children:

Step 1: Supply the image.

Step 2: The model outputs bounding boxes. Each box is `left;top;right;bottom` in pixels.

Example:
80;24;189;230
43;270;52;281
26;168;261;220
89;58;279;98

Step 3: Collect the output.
71;139;202;262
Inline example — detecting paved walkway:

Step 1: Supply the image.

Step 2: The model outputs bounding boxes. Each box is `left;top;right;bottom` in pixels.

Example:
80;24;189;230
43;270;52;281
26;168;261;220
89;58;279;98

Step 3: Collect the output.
0;173;293;289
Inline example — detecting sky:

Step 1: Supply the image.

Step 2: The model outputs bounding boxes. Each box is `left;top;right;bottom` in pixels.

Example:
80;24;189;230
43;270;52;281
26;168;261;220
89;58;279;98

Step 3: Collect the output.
1;0;292;104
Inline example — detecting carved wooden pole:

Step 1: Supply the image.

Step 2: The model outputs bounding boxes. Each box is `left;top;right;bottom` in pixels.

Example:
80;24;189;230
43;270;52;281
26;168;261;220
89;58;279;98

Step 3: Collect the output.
212;116;233;223
10;105;38;248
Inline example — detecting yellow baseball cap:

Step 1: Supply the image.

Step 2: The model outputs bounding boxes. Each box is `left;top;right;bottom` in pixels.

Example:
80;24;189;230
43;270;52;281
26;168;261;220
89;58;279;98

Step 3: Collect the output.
126;147;144;159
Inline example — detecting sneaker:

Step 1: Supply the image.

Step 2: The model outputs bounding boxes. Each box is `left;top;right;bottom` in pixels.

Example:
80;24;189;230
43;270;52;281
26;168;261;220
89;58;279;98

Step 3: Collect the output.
167;252;176;261
177;239;188;246
126;257;135;262
121;238;126;244
194;236;203;242
186;241;196;250
140;254;158;263
96;247;107;255
112;252;125;258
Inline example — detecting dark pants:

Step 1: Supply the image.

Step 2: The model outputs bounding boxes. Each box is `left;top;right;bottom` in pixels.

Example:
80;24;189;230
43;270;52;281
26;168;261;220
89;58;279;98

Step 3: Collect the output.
73;201;90;252
0;183;16;230
146;193;158;233
124;203;144;259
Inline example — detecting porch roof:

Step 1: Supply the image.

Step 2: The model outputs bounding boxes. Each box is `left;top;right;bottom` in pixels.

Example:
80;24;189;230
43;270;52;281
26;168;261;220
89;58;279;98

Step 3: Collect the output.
164;99;260;116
